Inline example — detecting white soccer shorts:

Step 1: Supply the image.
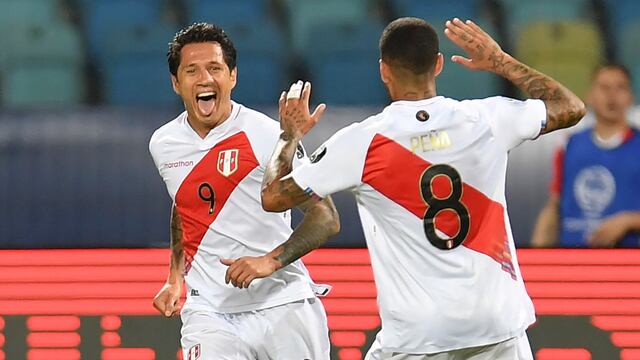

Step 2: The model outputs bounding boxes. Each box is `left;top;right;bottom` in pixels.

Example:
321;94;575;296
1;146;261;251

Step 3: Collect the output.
365;332;533;360
180;298;330;360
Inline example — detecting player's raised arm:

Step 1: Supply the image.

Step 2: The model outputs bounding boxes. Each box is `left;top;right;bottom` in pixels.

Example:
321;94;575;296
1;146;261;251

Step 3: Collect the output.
221;80;340;289
444;18;586;134
152;205;184;317
262;81;327;211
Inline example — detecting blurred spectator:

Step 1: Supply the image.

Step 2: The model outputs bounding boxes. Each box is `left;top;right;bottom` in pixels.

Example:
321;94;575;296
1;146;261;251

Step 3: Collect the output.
532;64;640;247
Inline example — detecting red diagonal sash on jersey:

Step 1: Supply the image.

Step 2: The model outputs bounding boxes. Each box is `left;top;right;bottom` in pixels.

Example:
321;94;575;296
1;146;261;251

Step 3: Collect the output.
362;134;516;278
175;132;258;272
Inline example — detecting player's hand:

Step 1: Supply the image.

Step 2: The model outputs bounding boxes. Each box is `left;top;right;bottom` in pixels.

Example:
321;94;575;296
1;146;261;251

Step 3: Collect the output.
221;256;282;289
588;213;631;248
444;18;504;72
152;281;183;317
279;80;326;140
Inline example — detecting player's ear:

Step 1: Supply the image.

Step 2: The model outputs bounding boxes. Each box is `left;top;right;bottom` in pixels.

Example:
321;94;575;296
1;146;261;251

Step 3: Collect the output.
230;66;237;90
171;75;181;96
434;53;444;77
380;59;391;85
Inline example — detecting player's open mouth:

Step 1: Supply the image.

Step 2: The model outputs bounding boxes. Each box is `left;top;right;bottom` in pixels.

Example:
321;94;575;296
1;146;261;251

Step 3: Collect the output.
196;91;217;116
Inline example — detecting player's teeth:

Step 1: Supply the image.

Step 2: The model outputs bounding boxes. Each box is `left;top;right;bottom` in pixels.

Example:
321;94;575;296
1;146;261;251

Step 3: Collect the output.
198;92;215;98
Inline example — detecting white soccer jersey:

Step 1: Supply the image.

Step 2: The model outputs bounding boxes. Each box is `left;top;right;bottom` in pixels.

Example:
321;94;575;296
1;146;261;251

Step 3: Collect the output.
149;101;317;314
292;96;546;354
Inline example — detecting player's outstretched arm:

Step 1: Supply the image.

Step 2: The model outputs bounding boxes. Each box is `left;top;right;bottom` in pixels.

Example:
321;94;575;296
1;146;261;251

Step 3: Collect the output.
152;205;184;317
220;81;339;289
444;18;586;134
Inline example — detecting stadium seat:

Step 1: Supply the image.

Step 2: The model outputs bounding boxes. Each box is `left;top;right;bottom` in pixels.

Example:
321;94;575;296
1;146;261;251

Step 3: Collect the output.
101;23;179;106
305;22;388;105
618;21;640;70
186;0;267;27
80;0;162;61
435;20;501;99
516;21;604;98
233;58;288;106
222;21;289;105
283;0;371;54
391;0;475;20
603;0;640;36
500;0;593;44
0;0;59;26
1;22;85;107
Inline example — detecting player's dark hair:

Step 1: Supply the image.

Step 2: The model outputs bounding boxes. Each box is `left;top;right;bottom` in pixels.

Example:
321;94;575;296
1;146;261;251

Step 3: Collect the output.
380;17;439;75
592;63;632;83
168;22;237;76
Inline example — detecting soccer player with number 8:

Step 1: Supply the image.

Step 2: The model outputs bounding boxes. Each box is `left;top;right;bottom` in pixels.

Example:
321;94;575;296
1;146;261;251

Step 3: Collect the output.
240;17;586;359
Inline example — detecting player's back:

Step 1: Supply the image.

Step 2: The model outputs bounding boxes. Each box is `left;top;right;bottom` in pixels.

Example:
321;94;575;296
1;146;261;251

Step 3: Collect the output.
328;96;545;353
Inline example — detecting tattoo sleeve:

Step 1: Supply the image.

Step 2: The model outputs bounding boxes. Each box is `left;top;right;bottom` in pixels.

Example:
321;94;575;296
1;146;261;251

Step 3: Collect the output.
261;134;340;268
168;205;185;283
489;52;586;133
262;134;315;211
271;196;340;268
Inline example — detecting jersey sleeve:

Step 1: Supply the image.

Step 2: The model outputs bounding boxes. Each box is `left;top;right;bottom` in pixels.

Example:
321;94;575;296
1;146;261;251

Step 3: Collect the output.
466;96;547;150
148;131;163;173
290;123;370;198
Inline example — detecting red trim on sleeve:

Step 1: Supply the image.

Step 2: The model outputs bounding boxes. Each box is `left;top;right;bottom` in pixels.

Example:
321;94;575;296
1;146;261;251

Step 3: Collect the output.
622;127;635;144
550;147;565;196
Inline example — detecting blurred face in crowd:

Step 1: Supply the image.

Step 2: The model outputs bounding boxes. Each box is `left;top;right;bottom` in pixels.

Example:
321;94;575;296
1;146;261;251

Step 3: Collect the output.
171;42;237;132
587;67;634;125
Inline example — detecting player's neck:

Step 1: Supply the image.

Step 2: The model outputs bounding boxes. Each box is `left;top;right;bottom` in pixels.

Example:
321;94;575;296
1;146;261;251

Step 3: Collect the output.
594;118;628;140
187;103;233;139
392;87;437;101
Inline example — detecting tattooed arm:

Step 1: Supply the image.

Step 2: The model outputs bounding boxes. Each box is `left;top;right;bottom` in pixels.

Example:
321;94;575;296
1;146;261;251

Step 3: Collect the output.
221;81;340;289
152;205;184;317
221;192;340;289
444;18;586;133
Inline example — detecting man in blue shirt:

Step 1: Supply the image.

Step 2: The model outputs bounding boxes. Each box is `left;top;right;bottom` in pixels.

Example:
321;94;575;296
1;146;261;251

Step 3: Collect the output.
532;64;640;247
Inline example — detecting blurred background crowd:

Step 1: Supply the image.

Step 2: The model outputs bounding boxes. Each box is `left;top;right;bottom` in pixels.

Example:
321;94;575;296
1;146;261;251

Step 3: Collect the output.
1;0;638;249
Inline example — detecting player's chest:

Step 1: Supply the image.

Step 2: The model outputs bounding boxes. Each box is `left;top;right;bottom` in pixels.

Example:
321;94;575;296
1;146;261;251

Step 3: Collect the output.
160;132;260;202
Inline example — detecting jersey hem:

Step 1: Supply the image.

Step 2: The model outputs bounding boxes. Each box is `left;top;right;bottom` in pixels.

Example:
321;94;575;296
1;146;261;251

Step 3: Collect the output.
181;289;316;314
382;318;535;355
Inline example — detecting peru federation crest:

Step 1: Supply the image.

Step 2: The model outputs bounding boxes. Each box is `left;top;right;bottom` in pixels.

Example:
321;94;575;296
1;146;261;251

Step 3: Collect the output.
217;149;239;177
187;343;201;360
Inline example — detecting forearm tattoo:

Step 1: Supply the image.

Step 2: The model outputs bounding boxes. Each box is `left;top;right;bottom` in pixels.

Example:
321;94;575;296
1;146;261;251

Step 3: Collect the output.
274;200;339;267
170;206;184;273
488;52;583;131
263;137;311;208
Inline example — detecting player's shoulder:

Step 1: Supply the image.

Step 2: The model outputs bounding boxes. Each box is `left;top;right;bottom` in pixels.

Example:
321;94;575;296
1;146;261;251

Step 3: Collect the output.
235;102;281;140
149;111;186;146
331;114;381;144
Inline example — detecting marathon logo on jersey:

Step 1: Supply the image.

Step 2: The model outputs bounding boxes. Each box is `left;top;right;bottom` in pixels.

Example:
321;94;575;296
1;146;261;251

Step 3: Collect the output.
187;344;201;360
164;160;194;169
217;149;239;177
